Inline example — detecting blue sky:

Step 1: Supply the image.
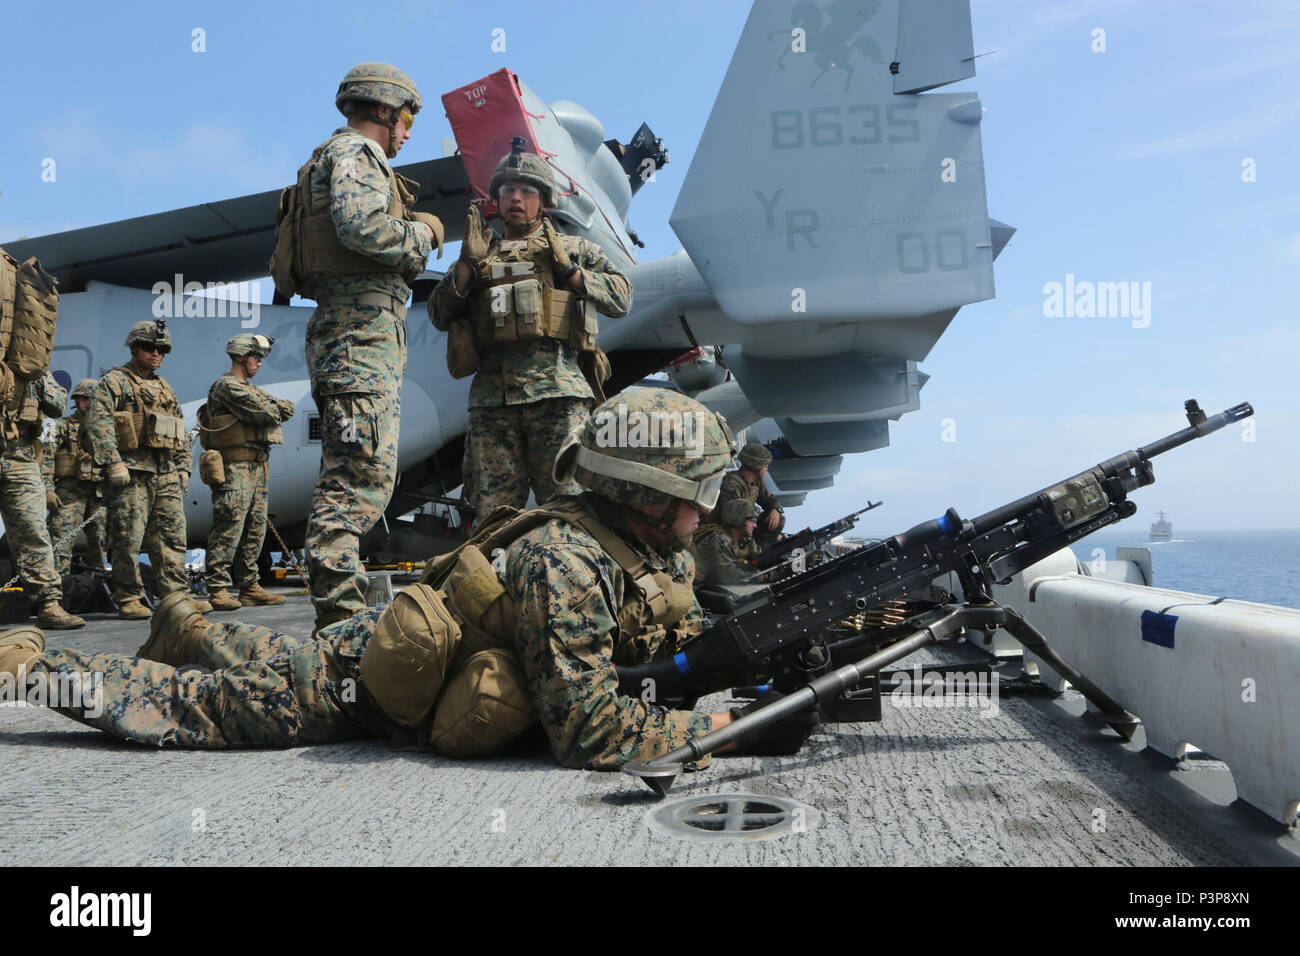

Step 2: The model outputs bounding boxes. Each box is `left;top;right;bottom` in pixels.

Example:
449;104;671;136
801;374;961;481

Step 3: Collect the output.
3;0;1297;532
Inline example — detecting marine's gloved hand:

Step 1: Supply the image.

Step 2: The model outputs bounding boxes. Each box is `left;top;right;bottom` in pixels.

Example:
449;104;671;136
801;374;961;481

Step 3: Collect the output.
727;691;819;756
275;397;296;421
410;212;444;259
178;471;190;491
459;205;490;266
542;218;575;278
46;490;61;511
107;462;130;487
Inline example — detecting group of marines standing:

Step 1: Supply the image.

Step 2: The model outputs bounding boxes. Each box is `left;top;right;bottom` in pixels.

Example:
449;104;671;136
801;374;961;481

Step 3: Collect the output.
0;62;817;773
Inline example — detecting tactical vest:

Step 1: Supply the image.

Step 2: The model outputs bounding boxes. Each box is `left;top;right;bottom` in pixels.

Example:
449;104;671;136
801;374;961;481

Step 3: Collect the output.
52;414;98;481
361;496;695;758
468;235;599;355
197;378;283;463
94;365;186;454
291;131;417;296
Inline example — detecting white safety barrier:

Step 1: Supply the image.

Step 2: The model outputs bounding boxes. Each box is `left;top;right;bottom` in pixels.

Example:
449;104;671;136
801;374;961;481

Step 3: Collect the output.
993;548;1300;826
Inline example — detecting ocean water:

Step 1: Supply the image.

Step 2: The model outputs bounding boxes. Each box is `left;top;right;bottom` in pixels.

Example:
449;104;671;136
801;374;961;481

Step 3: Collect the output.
1068;528;1300;611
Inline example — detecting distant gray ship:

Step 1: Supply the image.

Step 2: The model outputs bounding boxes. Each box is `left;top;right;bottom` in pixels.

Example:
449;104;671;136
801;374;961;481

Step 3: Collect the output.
1150;511;1173;541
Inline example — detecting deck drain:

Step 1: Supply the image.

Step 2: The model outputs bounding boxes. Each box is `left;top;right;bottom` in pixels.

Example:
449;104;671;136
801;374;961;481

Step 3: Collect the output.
645;793;819;842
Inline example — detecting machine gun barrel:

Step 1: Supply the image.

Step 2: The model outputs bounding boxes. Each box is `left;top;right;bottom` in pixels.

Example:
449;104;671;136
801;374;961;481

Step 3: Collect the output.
616;400;1253;719
971;400;1252;534
753;500;882;570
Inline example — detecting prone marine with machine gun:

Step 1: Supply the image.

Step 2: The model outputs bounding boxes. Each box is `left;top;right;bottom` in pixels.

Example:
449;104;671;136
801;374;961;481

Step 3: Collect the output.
621;399;1255;795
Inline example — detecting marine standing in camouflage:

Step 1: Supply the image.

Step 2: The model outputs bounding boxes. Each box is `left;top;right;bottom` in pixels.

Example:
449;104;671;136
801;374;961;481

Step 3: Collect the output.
301;64;438;628
42;380;107;575
85;324;192;617
203;336;295;606
1;373;81;626
430;142;631;517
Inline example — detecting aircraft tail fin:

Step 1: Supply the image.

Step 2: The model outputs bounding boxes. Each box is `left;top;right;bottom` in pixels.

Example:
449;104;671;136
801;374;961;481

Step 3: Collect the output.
671;0;996;325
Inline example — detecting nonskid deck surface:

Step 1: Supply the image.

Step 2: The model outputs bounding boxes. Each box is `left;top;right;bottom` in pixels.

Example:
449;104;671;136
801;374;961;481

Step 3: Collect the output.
1;591;1294;866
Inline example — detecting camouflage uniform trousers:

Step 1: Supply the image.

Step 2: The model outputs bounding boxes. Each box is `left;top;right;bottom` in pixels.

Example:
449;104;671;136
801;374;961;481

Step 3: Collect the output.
467;397;590;516
32;608;399;747
304;391;400;616
205;458;269;593
48;477;106;576
0;457;62;606
104;471;189;604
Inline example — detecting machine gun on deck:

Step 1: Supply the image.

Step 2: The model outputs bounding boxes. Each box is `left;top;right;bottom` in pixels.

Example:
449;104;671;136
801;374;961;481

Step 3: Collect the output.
750;500;883;579
618;399;1254;795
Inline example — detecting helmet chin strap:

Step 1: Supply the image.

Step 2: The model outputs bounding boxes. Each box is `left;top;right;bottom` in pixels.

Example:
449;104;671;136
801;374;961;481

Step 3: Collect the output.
616;499;693;552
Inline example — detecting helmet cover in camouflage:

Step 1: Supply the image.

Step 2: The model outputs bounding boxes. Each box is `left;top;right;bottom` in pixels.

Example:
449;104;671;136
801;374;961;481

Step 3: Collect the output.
335;62;422;116
226;333;275;358
489;137;555;206
719;497;759;529
737;440;773;470
124;320;173;349
70;378;98;400
554;387;737;511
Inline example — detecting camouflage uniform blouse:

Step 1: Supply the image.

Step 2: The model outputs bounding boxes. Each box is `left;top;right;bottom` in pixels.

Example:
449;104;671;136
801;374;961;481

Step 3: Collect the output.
430;228;632;409
504;497;713;769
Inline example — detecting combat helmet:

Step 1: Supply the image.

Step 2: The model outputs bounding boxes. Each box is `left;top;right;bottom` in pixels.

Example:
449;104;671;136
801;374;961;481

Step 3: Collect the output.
335;62;422;116
489;137;555;206
125;320;173;350
737;440;772;470
70;378;98;400
718;498;759;530
554;387;737;546
226;333;275;359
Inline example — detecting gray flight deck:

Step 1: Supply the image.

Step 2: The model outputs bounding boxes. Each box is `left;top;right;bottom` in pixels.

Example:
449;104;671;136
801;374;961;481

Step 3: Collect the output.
1;590;1296;867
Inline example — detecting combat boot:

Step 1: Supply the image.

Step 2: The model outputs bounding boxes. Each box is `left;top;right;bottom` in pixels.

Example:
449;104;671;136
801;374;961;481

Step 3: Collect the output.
0;627;44;679
239;584;286;607
191;598;214;614
208;589;243;612
36;602;86;631
135;591;212;666
117;597;152;620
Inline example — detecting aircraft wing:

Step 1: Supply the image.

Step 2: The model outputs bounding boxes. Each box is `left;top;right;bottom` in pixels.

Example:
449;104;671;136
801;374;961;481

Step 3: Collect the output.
1;157;472;293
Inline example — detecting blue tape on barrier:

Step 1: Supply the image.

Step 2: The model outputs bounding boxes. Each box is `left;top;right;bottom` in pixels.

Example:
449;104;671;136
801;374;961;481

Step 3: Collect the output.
1141;609;1177;648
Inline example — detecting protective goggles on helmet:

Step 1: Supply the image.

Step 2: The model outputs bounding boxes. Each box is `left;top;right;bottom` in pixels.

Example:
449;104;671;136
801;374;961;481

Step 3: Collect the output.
570;446;726;510
498;183;540;198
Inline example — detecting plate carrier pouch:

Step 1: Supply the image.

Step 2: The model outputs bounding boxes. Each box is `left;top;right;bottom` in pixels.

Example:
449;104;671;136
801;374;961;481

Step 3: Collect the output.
0;246;17;356
52;418;95;480
197;398;283;464
270;130;419;300
198;449;226;487
103;366;185;455
467;241;599;356
360;584;463;727
406;496;697;758
6;257;58;381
